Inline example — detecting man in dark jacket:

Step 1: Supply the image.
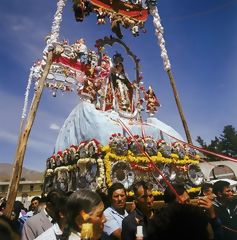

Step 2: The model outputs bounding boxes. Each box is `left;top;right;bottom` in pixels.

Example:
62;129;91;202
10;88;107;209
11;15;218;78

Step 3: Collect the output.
121;181;154;240
212;180;237;240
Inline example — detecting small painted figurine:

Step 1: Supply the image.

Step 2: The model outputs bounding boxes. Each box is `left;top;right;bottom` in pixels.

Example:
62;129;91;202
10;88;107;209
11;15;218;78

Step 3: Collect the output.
96;8;106;25
74;38;88;64
145;85;160;116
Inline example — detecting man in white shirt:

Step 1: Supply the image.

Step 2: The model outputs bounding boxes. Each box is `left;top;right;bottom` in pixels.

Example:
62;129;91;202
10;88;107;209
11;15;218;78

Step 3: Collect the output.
103;183;128;240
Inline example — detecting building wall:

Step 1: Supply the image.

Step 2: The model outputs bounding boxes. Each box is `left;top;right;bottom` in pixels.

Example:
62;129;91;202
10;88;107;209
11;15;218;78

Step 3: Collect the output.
0;181;43;200
199;161;237;181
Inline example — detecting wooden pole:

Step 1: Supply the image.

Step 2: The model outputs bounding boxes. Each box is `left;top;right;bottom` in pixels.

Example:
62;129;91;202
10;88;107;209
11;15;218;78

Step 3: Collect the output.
4;51;53;218
167;69;193;144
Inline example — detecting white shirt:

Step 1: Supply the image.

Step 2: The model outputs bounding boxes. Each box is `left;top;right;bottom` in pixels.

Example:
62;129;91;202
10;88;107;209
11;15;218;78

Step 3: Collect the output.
69;230;81;240
103;207;128;236
35;223;62;240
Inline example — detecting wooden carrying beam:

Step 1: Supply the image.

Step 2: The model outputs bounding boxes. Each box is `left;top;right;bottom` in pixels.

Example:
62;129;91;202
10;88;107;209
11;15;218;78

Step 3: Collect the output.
4;51;53;218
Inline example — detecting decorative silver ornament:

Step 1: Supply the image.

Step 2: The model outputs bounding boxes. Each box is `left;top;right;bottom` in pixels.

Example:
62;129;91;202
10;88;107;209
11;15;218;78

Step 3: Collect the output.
109;135;128;156
111;161;134;189
144;137;158;156
54;170;69;192
162;164;176;181
129;137;144;155
187;164;204;186
85;161;98;183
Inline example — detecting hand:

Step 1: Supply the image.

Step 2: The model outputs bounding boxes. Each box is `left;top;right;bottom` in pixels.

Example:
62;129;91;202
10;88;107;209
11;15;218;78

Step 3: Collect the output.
198;196;216;219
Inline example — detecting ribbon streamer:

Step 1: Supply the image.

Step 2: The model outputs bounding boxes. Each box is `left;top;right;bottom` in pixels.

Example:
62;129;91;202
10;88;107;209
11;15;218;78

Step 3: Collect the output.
160;130;237;163
117;118;182;202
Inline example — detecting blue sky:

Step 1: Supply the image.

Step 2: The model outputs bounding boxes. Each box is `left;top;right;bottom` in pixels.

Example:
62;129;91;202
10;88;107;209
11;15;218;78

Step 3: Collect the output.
0;0;237;171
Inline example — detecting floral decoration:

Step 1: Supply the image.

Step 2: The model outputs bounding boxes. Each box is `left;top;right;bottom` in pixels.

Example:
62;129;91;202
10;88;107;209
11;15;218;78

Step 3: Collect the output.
44;134;202;194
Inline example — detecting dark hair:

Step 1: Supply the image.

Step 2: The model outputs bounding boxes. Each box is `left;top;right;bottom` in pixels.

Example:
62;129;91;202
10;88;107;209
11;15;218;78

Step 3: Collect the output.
0;215;20;240
200;182;213;195
31;196;41;203
108;183;126;201
133;181;152;197
66;190;102;231
96;190;110;209
53;195;68;223
46;189;65;205
213;180;230;196
163;184;187;203
147;203;209;240
13;201;25;218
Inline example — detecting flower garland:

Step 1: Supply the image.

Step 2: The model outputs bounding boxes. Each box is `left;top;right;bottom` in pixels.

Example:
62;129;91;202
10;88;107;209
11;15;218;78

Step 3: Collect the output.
127;187;201;197
45;169;54;177
45;137;202;192
104;153;112;187
97;158;105;189
127;190;163;197
103;150;198;187
150;5;171;71
42;0;67;71
85;139;102;156
21;67;34;119
46;0;67;47
54;165;69;173
102;145;110;153
188;187;201;193
103;146;199;189
103;148;199;165
77;158;96;165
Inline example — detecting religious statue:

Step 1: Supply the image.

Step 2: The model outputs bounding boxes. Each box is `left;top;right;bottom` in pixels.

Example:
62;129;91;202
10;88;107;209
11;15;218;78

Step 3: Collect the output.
144;85;160;116
110;53;134;113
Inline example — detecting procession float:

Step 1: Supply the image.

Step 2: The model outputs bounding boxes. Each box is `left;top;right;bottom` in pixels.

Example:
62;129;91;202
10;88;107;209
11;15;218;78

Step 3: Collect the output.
29;0;205;196
8;0;206;210
33;35;204;197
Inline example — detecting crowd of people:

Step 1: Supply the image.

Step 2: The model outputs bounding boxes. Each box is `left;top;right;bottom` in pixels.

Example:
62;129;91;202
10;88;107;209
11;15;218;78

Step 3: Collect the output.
0;179;237;240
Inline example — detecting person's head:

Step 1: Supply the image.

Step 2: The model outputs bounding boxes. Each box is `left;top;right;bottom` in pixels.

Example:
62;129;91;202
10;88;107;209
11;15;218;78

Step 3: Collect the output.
52;195;68;228
66;190;106;240
116;62;124;73
147;203;209;240
30;196;41;212
45;189;66;220
213;180;234;203
163;184;190;204
108;182;126;213
133;181;154;213
96;190;110;209
0;215;20;240
11;201;25;221
200;182;215;200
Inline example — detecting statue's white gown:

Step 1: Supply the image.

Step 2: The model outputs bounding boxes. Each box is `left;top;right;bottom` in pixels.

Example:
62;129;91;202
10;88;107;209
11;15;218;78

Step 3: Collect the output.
55;100;183;152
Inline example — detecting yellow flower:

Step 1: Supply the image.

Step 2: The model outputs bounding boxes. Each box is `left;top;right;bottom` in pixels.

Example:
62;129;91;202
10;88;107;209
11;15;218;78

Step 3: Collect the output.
102;145;201;190
102;145;110;153
187;187;201;193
